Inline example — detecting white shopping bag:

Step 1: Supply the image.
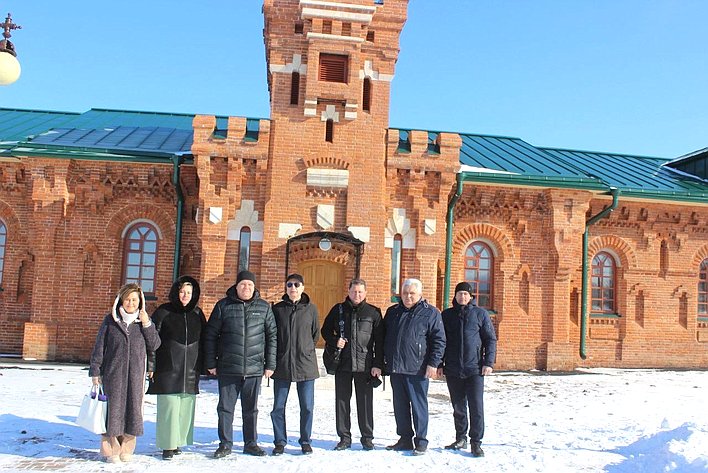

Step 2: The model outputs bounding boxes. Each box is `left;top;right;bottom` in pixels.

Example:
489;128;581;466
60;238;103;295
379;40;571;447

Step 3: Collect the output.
75;385;107;434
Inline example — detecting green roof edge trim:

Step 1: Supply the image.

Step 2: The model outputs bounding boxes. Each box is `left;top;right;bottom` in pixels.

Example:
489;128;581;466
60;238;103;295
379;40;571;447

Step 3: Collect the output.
10;144;194;165
458;171;606;191
459;172;708;203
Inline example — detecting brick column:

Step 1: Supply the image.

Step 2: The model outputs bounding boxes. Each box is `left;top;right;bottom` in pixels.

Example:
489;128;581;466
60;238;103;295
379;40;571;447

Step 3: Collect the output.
22;161;69;360
544;189;591;370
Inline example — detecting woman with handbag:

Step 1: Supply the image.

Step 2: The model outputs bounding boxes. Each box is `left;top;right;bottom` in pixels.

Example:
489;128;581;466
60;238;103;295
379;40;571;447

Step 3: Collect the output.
146;276;206;460
89;283;161;463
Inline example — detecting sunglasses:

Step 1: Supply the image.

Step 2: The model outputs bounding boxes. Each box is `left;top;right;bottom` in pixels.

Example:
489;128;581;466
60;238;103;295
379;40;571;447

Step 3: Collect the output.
286;282;302;288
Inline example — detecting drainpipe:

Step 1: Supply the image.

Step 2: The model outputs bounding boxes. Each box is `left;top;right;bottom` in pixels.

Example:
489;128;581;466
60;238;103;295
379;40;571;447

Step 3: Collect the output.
171;155;185;282
580;187;620;359
443;174;465;309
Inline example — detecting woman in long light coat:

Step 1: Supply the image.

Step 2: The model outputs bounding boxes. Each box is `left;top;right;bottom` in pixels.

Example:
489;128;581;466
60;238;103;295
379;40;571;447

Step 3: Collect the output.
89;283;161;463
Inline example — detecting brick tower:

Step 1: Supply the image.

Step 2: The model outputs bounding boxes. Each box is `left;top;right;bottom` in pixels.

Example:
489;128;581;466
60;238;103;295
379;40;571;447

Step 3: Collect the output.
260;0;409;315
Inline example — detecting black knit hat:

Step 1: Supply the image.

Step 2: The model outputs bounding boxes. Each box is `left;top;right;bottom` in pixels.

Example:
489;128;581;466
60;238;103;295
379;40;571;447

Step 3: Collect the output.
454;281;473;296
286;273;304;284
237;270;256;285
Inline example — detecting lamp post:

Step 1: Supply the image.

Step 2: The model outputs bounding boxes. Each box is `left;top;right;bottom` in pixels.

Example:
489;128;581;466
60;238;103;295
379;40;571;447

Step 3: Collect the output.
0;12;21;86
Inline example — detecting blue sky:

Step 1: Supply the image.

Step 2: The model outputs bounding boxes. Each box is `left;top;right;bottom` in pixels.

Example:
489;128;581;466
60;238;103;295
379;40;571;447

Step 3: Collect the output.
1;0;706;158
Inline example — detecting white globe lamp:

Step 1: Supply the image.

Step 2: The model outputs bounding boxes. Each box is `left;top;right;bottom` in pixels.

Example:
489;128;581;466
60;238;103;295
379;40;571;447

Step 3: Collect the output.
0;12;22;86
0;50;20;85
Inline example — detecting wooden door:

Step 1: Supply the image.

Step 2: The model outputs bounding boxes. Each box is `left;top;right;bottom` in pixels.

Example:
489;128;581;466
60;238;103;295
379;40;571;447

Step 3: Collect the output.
300;260;346;346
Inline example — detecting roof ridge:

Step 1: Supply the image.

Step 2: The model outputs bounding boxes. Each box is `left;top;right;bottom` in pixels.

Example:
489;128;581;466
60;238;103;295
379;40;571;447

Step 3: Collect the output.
87;107;237;121
390;125;525;141
541;145;665;161
0;107;80;116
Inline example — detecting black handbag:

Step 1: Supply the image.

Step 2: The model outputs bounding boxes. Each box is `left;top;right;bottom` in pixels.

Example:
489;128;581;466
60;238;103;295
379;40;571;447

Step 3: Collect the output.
323;304;345;375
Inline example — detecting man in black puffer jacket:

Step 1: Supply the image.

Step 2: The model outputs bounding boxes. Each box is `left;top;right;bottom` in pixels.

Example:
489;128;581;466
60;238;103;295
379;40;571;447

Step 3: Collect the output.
439;282;497;458
203;270;277;459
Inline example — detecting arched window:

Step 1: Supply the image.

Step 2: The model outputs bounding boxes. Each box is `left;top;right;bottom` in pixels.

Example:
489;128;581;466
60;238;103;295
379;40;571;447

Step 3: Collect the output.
591;251;616;313
238;227;251;274
699;258;708;315
464;241;493;309
122;222;159;295
390;234;402;297
0;220;6;285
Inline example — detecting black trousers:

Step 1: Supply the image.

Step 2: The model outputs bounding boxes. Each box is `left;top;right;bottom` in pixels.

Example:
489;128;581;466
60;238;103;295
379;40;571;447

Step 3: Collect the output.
445;374;485;443
334;371;374;443
217;375;261;448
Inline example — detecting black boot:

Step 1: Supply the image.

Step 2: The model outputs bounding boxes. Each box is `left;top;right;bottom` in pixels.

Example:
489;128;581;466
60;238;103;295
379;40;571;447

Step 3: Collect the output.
471;441;484;457
385;438;414;451
444;438;468;450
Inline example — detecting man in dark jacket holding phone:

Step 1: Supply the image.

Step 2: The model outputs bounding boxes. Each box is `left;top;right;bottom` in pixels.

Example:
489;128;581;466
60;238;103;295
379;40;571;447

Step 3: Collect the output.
321;278;384;451
383;278;446;456
203;270;277;459
438;282;497;458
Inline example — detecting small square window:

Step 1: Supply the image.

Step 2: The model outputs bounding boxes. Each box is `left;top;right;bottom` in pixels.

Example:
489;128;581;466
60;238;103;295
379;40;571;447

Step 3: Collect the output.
366;30;375;42
294;22;304;34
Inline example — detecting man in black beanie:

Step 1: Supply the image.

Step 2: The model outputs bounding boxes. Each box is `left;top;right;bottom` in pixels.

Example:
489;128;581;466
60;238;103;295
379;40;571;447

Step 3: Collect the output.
203;270;277;459
438;281;497;458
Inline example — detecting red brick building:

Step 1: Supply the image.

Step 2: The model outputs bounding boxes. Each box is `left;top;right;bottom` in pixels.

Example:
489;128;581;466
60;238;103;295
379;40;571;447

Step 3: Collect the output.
1;0;707;369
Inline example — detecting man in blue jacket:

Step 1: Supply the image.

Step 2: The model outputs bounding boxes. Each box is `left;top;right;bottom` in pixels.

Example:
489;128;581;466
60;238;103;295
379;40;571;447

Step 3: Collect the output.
383;278;446;455
438;282;497;457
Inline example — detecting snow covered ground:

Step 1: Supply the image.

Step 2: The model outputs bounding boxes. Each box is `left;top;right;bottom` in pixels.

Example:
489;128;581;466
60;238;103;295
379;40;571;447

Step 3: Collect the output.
0;359;706;472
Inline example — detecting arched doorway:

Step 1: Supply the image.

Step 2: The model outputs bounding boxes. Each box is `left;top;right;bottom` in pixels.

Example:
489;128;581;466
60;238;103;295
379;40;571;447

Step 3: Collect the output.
300;260;345;347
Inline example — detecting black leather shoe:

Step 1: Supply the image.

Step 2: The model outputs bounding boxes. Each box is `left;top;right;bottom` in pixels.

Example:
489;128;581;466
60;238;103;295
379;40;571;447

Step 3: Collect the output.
412;445;427;456
444;439;468;450
301;444;313;455
361;439;374;451
174;447;182;455
385;438;414;451
272;445;285;456
213;446;231;459
244;445;266;456
333;440;351;451
162;449;175;460
471;442;485;457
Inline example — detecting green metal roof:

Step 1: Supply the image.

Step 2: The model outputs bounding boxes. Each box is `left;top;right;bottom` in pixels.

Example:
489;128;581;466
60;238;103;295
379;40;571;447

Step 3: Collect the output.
460;133;589;178
542;147;708;201
390;127;707;203
0;107;230;143
69;108;229;131
28;126;193;155
464;132;707;202
0;107;239;162
0;108;80;142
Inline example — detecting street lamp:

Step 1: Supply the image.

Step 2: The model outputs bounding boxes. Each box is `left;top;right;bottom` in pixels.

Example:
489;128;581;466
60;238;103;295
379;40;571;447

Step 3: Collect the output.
0;12;21;86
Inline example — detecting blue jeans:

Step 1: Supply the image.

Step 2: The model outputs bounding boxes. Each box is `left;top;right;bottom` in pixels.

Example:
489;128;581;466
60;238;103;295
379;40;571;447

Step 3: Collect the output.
270;378;315;446
389;374;429;448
